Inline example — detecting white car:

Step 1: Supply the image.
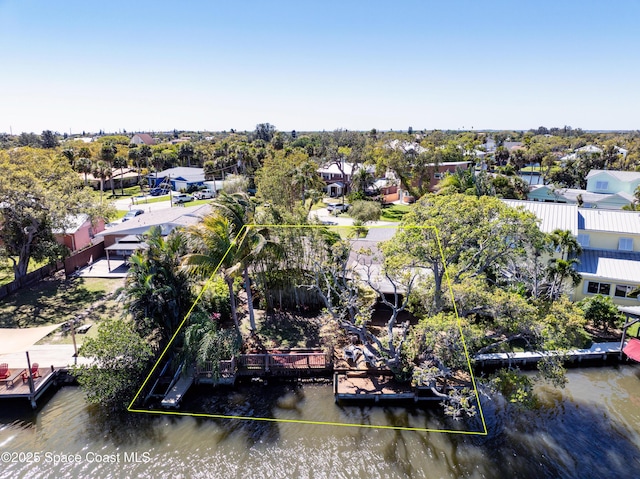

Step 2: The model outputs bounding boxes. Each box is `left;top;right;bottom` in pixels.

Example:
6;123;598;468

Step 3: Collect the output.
193;190;214;200
171;193;194;204
327;203;350;213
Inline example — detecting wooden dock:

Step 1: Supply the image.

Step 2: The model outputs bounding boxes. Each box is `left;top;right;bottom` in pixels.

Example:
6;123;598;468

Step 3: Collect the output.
193;350;331;386
474;341;625;368
237;351;330;376
333;372;441;404
0;367;61;408
161;366;195;409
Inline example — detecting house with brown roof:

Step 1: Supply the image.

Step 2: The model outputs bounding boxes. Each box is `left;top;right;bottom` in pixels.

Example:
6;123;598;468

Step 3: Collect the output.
130;133;156;146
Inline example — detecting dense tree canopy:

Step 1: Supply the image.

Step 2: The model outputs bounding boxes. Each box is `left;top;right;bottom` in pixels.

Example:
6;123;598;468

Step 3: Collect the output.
0;148;110;280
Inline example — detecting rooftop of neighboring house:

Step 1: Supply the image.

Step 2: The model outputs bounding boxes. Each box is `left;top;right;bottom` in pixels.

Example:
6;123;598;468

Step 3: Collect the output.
586;169;640;183
530;185;634;206
578;208;640;235
82;167;139;182
96;204;212;238
317;162;375;176
502;200;579;235
52;214;91;235
503;141;524;151
387;139;429;154
576;249;640;281
131;133;155;145
150;167;205;182
576;145;603;154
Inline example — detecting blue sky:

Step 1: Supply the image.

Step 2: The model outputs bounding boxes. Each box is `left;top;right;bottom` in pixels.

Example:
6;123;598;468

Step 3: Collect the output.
1;0;639;134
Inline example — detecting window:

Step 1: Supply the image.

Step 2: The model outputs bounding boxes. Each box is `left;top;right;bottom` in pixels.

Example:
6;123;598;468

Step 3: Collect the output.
619;238;633;251
587;281;611;295
595;181;609;190
577;234;590;247
434;173;443;180
615;284;636;298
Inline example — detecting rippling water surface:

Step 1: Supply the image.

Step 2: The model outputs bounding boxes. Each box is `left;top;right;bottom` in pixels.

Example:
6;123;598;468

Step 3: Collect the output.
1;365;639;478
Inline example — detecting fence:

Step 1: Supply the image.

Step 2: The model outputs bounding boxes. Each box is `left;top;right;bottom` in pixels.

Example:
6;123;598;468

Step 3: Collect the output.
0;262;62;300
0;240;107;301
63;241;105;276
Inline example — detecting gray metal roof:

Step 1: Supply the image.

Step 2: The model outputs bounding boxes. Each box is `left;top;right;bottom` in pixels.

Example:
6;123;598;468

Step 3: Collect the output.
97;204;211;237
502;200;578;235
586;169;640;182
577;249;640;282
578;209;640;234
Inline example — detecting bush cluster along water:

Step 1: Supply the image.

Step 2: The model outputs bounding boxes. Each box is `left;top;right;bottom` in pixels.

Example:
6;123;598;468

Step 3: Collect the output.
0;366;639;478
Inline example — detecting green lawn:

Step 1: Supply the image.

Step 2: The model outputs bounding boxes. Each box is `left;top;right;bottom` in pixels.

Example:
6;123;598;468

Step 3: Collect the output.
0;275;124;329
380;204;411;222
0;258;51;287
106;185;145;199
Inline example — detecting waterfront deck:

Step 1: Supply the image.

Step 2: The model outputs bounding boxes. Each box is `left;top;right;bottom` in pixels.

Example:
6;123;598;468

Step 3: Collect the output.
237;351;330;376
334;372;440;403
0;367;61;407
474;341;624;368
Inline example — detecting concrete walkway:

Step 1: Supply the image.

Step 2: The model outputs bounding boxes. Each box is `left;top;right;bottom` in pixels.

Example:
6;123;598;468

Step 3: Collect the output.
0;344;92;369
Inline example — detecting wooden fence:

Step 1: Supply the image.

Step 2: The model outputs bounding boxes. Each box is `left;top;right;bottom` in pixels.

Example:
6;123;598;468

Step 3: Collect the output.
0;262;63;300
0;240;106;301
63;241;105;276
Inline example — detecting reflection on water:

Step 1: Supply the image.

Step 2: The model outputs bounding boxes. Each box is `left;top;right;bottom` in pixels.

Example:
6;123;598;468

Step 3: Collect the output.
1;366;639;478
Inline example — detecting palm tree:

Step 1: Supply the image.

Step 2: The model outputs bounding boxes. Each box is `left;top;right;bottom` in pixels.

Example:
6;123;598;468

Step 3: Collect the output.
61;148;75;166
183;214;243;333
74;157;92;185
91;160;112;203
549;229;582;261
178;143;195;167
124;227;192;345
128;147;141;185
184;192;273;332
138;145;152;189
99;142;117;194
113;155;128;195
183;312;240;378
292;160;323;206
545;257;582;300
350;166;375;197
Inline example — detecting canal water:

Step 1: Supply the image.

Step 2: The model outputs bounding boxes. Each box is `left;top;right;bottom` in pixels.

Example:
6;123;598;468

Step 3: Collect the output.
1;365;639;478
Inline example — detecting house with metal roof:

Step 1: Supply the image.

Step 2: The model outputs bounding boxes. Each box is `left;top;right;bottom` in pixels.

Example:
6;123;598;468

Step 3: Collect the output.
527;185;634;210
573;209;640;305
585;170;640;196
95;204;211;269
502;199;640;305
147;167;205;191
501;200;578;235
526;169;639;210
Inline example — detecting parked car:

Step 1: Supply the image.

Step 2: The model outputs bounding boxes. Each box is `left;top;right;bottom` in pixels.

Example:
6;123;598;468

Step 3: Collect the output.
327;203;350;213
122;209;144;222
150;187;170;196
193;190;214;200
172;193;194;204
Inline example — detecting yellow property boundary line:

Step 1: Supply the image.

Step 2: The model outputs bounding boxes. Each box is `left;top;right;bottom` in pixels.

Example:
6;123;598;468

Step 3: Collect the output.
128;224;488;435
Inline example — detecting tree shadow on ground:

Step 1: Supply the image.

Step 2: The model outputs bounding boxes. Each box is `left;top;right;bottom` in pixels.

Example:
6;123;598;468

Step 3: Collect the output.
0;276;105;328
257;311;321;349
